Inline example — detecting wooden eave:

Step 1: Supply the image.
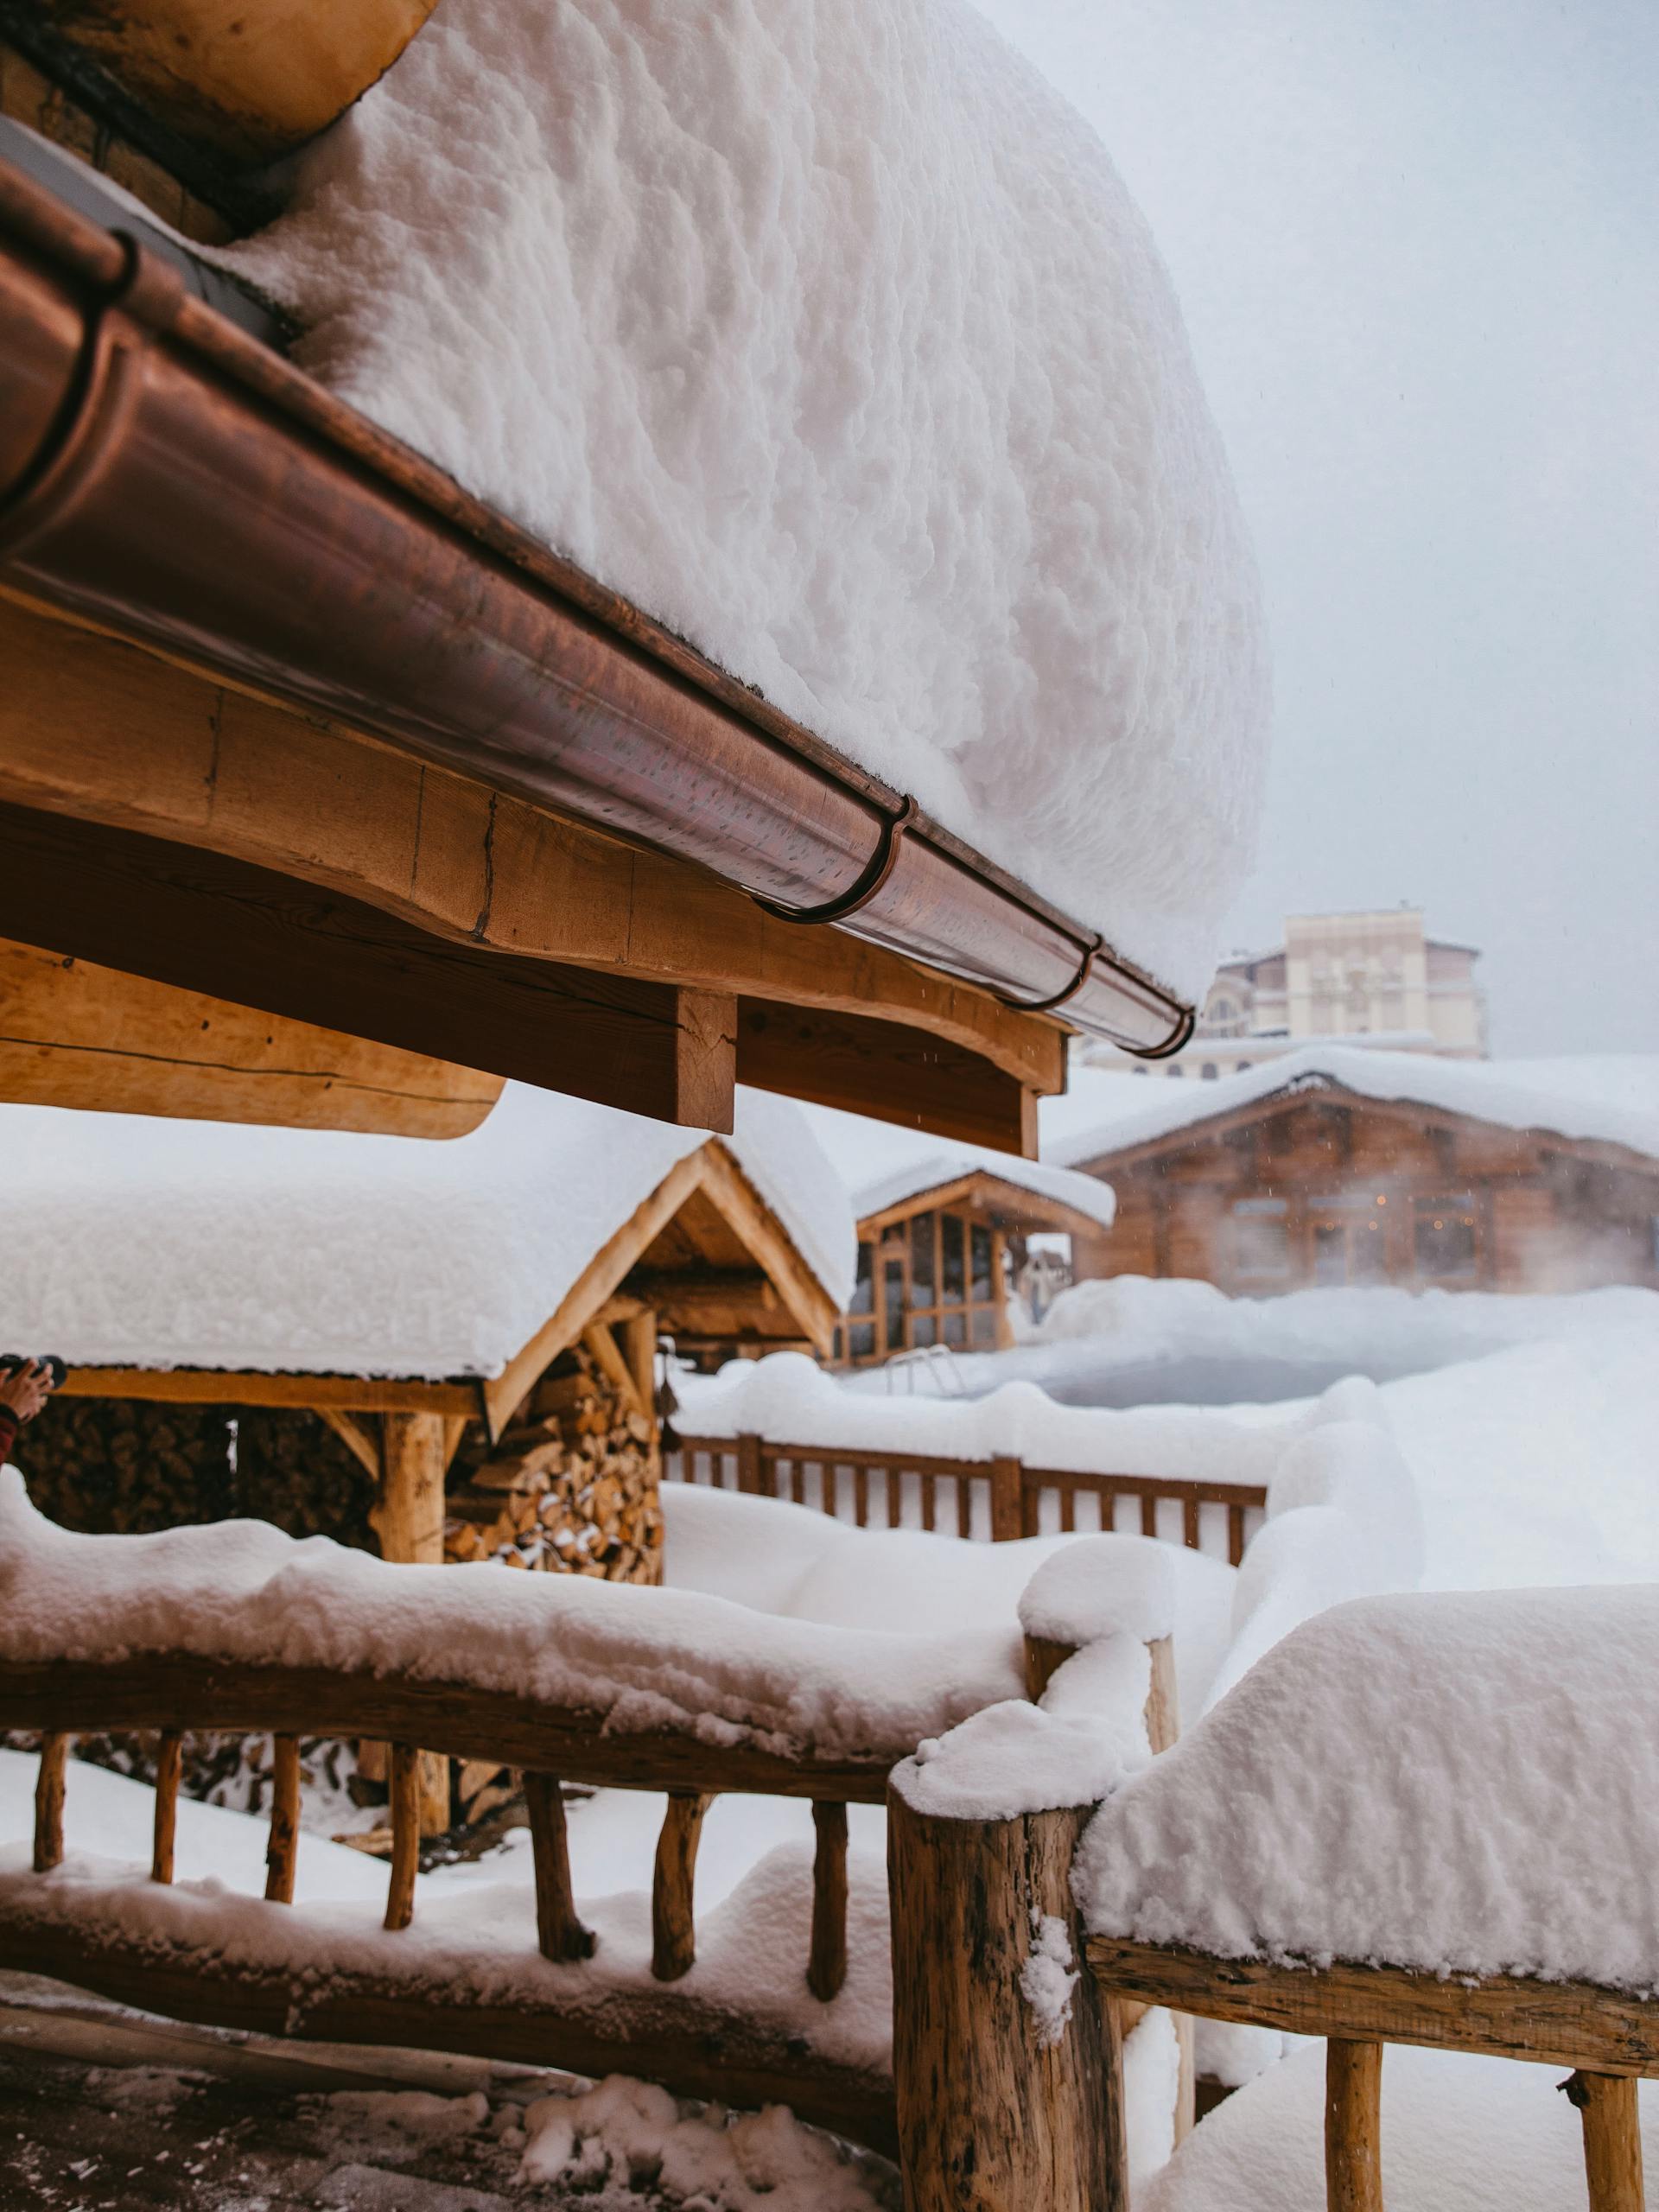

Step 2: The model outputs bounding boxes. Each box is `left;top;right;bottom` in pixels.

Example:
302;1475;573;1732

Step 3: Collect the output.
857;1169;1112;1242
1064;1077;1659;1185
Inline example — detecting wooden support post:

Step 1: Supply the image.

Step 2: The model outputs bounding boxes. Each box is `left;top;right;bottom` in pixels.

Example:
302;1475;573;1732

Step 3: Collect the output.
150;1731;182;1885
34;1733;67;1873
808;1800;849;2002
652;1791;712;1981
888;1788;1128;2212
989;1455;1025;1542
385;1743;420;1932
1565;2071;1644;2212
1145;1635;1180;1754
524;1774;594;1963
736;1433;764;1497
621;1309;659;1427
264;1735;301;1904
1325;2038;1384;2212
369;1413;452;1836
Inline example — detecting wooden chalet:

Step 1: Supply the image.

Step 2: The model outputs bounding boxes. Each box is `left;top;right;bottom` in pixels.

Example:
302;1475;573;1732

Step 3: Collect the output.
0;11;1197;1163
1047;1048;1659;1296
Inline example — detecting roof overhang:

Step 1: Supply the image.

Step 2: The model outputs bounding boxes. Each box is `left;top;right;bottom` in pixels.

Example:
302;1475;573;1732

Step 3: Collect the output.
857;1168;1114;1240
0;146;1192;1148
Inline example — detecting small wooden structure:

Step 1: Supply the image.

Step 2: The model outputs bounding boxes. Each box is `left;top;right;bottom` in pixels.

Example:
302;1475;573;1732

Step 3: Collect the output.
1052;1050;1659;1295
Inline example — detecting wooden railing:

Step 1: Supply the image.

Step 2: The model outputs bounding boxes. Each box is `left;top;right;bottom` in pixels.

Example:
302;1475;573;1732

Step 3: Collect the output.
4;1655;897;2152
671;1433;1268;1566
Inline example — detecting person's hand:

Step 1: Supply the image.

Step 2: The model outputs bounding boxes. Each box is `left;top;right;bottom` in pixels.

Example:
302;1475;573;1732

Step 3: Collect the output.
0;1360;51;1424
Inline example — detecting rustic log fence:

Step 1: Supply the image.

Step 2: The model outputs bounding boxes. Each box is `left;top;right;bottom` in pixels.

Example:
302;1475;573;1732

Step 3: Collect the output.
671;1433;1267;1566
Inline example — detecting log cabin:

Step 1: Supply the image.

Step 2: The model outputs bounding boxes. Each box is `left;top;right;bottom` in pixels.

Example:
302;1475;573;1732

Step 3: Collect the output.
1046;1047;1659;1296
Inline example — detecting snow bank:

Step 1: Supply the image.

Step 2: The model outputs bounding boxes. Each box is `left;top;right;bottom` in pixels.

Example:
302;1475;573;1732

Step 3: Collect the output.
0;1470;1019;1766
1047;1046;1659;1170
1147;2040;1659;2212
226;0;1268;1003
0;1084;853;1379
1078;1585;1659;1992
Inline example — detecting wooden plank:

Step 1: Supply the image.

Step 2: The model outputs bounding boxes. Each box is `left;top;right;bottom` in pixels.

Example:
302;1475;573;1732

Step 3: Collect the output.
808;1801;849;2002
264;1735;301;1905
54;1368;477;1415
1;1656;895;1803
0;594;1066;1118
523;1774;594;1964
0;1921;899;2157
0;935;501;1135
652;1792;711;1982
1084;1940;1659;2076
151;1730;182;1885
34;1732;66;1872
0;799;739;1134
1325;2040;1383;2212
1567;2072;1645;2212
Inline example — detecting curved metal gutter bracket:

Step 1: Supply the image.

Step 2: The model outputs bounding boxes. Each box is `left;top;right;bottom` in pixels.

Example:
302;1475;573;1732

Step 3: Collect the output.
753;794;918;925
999;932;1103;1015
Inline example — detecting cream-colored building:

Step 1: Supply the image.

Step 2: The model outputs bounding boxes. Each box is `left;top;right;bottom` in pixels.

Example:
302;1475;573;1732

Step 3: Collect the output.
1088;907;1486;1080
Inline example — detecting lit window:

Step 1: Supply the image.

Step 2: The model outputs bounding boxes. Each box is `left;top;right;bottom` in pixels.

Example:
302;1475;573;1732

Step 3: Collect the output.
1414;1194;1478;1279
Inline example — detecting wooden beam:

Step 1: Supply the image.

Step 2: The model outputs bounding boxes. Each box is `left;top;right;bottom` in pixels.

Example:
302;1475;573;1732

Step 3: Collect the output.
581;1322;649;1426
0;934;502;1136
22;1;442;163
0;798;736;1133
1084;1939;1659;2076
55;1368;477;1416
0;594;1066;1122
629;1270;777;1324
315;1409;382;1483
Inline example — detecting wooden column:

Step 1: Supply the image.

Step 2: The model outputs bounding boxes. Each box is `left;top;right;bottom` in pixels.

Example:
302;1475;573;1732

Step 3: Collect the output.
1566;2071;1644;2212
988;1455;1025;1542
368;1414;451;1835
1325;2039;1383;2212
889;1788;1127;2212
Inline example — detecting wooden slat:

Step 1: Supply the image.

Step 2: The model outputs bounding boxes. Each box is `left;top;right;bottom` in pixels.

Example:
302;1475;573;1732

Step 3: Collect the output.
1325;2040;1383;2212
523;1774;594;1964
808;1801;849;2002
150;1730;182;1885
1;1656;894;1802
1228;1502;1247;1567
1086;1939;1659;2076
1183;1497;1201;1550
385;1745;420;1932
854;1465;869;1527
33;1732;67;1872
920;1472;936;1533
264;1735;301;1904
652;1792;711;1982
956;1475;973;1540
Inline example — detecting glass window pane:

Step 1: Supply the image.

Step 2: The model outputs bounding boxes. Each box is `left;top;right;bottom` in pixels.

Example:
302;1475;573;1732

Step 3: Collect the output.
970;1224;994;1303
1232;1198;1290;1276
941;1214;966;1304
971;1306;997;1347
912;1313;936;1348
849;1320;876;1359
910;1213;936;1302
883;1257;906;1351
943;1309;967;1347
1414;1198;1478;1279
849;1240;874;1315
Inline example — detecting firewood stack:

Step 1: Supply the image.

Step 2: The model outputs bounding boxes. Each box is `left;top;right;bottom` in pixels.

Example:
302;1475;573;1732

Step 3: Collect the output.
7;1397;237;1532
442;1341;664;1586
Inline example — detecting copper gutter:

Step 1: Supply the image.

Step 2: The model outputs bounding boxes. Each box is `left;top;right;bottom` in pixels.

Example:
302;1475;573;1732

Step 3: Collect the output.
0;154;1194;1057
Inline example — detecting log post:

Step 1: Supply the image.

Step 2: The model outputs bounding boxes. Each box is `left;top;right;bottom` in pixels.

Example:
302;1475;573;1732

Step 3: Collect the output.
1565;2071;1644;2212
988;1454;1025;1542
1325;2038;1383;2212
384;1742;421;1932
369;1412;452;1835
151;1730;182;1885
888;1787;1128;2212
808;1799;849;2001
264;1734;301;1904
1145;1634;1180;1755
524;1773;595;1962
34;1733;67;1872
652;1790;711;1980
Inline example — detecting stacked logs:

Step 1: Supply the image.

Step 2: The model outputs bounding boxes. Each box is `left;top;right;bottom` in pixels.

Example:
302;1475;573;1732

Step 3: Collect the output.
6;1398;237;1533
442;1343;664;1586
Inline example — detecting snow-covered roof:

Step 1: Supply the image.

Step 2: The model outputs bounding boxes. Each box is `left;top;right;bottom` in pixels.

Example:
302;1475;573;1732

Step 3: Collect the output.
226;0;1269;1008
792;1104;1116;1236
1043;1049;1659;1170
0;1085;855;1381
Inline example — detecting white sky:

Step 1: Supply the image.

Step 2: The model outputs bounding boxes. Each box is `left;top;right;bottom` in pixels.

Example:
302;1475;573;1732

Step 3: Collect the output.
980;0;1658;1053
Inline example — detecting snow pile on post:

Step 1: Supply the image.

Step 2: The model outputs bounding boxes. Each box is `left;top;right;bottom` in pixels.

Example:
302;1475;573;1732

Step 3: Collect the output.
1077;1585;1659;1992
0;1083;853;1379
226;0;1269;1002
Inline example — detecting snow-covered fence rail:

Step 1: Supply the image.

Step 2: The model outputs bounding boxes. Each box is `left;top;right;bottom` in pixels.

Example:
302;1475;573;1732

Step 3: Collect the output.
671;1433;1267;1565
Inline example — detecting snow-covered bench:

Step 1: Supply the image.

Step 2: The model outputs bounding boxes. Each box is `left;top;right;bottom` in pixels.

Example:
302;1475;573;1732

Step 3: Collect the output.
0;1468;1183;2171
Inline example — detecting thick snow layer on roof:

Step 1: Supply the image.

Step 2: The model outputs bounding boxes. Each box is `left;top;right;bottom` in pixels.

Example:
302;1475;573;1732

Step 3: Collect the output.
225;0;1269;1004
0;1084;853;1379
1046;1047;1659;1167
1078;1584;1659;1991
793;1103;1116;1231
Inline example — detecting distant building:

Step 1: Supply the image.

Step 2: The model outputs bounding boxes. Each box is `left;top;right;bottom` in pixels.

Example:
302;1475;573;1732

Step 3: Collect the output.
1085;907;1487;1080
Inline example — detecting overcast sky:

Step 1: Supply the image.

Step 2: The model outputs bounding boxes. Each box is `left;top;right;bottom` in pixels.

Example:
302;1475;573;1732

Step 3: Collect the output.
980;0;1658;1055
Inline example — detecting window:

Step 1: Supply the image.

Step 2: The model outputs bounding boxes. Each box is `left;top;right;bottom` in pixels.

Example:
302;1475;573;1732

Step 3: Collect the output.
941;1213;965;1303
910;1213;936;1305
1414;1194;1478;1280
970;1224;994;1304
1201;1062;1219;1079
849;1240;874;1315
1232;1196;1290;1277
